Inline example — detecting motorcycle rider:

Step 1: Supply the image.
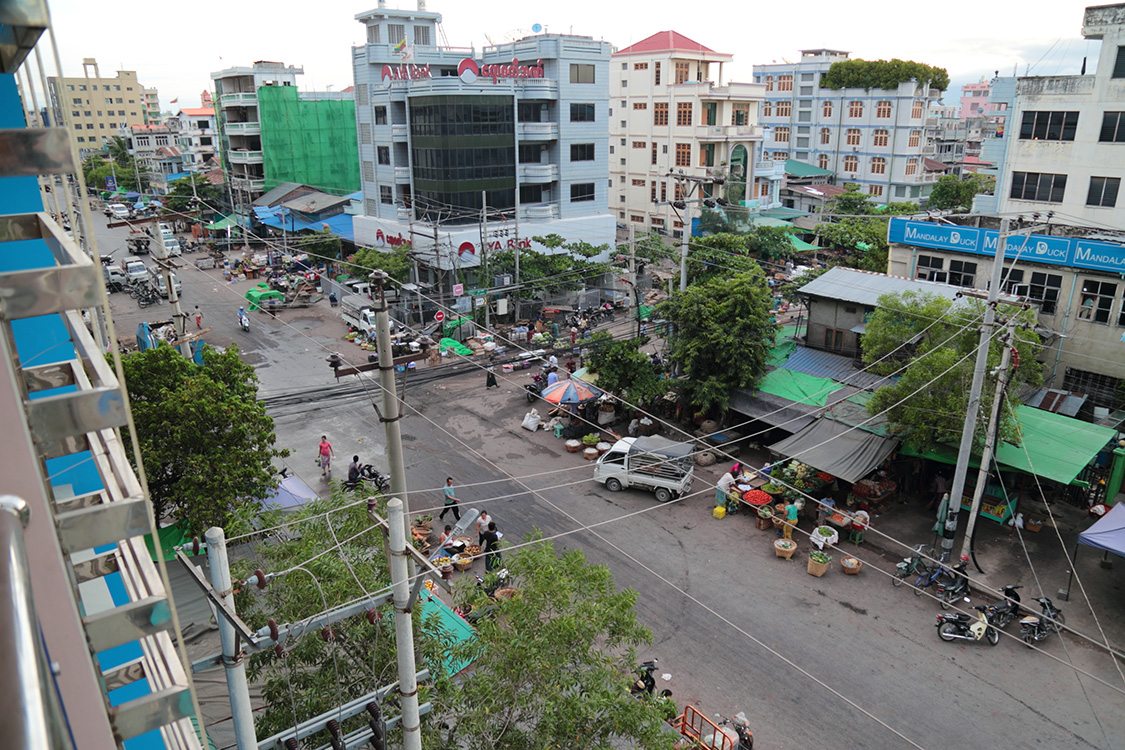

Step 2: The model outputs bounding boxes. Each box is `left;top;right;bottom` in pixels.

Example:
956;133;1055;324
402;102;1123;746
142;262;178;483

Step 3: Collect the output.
348;455;361;484
237;306;249;330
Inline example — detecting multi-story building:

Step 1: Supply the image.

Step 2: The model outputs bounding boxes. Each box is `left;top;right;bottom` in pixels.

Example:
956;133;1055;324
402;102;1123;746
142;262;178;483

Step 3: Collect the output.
46;57;156;154
958;78;1003;121
175;106;218;170
752;49;944;204
143;86;162;125
608;31;765;236
256;85;359;195
994;4;1125;228
352;2;614;288
123;123;185;193
211;61;303;207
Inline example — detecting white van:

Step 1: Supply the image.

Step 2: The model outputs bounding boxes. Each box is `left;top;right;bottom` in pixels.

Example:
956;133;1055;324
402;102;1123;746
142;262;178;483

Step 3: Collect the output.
162;235;182;257
594;436;695;503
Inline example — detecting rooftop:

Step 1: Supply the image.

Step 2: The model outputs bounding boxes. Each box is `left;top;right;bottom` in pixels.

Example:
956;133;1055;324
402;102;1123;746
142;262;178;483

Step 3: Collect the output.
179;107;214;116
797;266;1021;307
615;31;726;57
785;159;834;178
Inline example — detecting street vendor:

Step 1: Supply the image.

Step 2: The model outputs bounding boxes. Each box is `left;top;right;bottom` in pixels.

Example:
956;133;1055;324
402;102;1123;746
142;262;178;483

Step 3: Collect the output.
715;470;736;507
816;495;836;527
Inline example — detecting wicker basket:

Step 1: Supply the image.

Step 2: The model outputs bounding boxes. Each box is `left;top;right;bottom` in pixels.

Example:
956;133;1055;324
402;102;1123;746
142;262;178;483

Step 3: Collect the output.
583;447;600;460
774;540;797;559
756;515;773;531
453;554;473;572
771;515;785;530
493;587;518;600
807;555;831;577
841;557;862;575
565;439;582;453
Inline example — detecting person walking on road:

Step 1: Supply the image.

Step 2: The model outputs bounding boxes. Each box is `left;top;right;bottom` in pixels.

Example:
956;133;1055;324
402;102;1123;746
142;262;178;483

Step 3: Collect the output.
439;477;461;522
317;435;335;477
193;305;203;329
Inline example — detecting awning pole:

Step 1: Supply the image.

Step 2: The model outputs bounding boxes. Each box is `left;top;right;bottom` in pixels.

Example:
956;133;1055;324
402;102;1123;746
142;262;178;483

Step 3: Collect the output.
1060;540;1079;601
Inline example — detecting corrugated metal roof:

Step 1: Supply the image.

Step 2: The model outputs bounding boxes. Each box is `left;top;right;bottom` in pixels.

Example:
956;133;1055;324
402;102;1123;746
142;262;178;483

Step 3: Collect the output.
1025;388;1087;418
785;159;835;177
778;346;891;390
797;266;1013;308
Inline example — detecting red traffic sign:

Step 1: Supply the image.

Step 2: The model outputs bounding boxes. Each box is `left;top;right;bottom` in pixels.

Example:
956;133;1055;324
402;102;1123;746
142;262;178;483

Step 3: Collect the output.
434;311;445;322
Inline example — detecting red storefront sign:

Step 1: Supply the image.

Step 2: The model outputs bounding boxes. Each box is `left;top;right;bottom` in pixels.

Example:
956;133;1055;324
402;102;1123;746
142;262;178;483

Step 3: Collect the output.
458;58;545;84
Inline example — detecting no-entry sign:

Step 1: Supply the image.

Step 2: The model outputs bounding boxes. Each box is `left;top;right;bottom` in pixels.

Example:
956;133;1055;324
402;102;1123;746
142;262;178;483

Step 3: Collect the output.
434;311;446;322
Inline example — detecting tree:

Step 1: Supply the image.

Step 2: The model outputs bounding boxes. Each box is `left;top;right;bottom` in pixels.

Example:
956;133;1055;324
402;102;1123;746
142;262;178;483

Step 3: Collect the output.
817;187;918;272
162;173;222;213
927;173;988;211
746;224;797;261
863;292;1043;453
658;270;777;412
821;59;949;92
687;233;754;284
297;227;344;266
488;234;611;300
586;333;666;405
116;344;287;533
350;242;413;282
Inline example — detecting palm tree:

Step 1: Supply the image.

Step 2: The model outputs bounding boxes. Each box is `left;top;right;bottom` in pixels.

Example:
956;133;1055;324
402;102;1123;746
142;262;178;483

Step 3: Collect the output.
107;136;131;167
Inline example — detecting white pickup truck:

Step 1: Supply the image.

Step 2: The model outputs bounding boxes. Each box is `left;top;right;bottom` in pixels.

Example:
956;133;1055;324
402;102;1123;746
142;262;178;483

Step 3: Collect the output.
594;436;695;503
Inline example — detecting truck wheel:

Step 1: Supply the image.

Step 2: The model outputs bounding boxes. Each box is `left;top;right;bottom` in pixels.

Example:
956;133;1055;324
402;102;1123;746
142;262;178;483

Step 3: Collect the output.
605;478;622;492
654;488;673;503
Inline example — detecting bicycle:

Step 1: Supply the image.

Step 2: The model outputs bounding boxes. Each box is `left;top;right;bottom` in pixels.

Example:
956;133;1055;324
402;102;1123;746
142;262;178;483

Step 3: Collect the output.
913;560;957;597
892;544;935;588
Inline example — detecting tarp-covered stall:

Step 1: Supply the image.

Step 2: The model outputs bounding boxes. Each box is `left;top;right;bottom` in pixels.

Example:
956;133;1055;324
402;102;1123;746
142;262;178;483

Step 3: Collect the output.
769;418;899;483
1078;502;1125;558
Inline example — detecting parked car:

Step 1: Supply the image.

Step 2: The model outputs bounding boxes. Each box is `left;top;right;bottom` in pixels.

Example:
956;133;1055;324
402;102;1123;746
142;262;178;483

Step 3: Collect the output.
107;203;129;220
149;270;182;298
120;256;149;284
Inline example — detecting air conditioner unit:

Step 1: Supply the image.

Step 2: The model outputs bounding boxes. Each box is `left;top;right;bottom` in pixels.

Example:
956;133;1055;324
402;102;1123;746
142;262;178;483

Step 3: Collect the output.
494;274;513;287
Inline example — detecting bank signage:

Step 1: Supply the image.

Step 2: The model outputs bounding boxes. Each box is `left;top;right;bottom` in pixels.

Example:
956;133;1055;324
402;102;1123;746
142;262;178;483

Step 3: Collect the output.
374;229;408;248
381;63;432;83
458;57;545;84
888;218;1125;274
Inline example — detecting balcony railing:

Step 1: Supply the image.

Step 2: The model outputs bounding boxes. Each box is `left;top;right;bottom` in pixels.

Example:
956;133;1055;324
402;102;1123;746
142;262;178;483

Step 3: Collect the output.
394;166;410;181
519;163;559;182
220;91;258;107
518;122;558;140
228;149;263;164
753;160;787;177
523;203;560;220
698;124;764;141
391;124;408;138
232;176;266;193
225;121;261;135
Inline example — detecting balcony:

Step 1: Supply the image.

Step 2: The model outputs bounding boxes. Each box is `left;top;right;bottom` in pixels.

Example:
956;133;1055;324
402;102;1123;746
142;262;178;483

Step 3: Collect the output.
225;121;261;136
519;163;558;182
523;203;560;220
220;91;258;107
231;176;266;193
391;124;408;138
518;121;558;140
697;124;764;141
394;166;410;181
753;160;787;178
228;149;263;164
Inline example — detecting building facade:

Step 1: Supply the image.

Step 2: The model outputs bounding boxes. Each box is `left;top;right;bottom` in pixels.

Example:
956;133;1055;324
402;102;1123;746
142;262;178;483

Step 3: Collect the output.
46;57;157;154
608;31;765;236
211;61;304;206
752;49;944;204
122;123;185;194
175;107;217;171
257;85;359;195
886;216;1125;407
351;3;614;278
994;4;1125;228
958;79;1002;121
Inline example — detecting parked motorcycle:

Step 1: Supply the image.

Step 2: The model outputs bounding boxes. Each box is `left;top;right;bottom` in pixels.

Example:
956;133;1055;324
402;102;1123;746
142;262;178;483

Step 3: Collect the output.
630;659;660;696
985;585;1023;629
706;712;754;750
1019;597;1065;647
343;465;390;493
524;371;545;403
935;560;970;610
936;601;999;646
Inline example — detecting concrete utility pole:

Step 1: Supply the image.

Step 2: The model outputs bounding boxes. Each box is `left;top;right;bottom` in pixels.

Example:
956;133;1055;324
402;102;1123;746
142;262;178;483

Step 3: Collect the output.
480;191;490;328
959;316;1019;566
678;202;691;292
387;498;423;750
203;526;256;750
372;271;412;519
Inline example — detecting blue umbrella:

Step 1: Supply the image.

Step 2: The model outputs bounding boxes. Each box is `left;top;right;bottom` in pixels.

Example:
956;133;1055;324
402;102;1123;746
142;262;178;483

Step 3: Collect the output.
540;379;603;405
133;201;145;209
149;200;163;207
125;191;140;200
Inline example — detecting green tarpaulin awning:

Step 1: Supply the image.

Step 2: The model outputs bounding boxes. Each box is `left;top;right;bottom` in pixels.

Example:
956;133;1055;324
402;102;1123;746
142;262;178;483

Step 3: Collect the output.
143;521;206;562
758;368;842;407
206;215;237;231
902;405;1116;485
635;304;655;321
789;235;820;252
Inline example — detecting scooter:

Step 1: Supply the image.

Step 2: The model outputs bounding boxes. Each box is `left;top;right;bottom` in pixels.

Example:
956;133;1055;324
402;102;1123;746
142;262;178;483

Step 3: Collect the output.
935;560;970;610
238;312;250;333
630;659;660;696
706;712;753;750
936;601;1000;646
1019;597;1065;647
524;371;545;403
985;585;1022;629
343;465;390;493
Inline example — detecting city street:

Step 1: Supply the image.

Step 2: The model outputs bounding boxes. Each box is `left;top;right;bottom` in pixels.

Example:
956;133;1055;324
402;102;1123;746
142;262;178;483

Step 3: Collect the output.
97;234;1125;750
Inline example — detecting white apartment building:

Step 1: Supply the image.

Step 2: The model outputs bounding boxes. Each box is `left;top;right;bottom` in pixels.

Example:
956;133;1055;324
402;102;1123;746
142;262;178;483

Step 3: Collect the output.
996;4;1125;228
609;31;766;237
753;49;944;204
175;107;217;170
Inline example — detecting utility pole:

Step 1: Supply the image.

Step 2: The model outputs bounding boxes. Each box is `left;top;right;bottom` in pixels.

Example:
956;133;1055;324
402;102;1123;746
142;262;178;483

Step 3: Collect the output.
150;223;190;357
387;498;423;750
959;316;1019;566
678;200;691;293
203;526;256;750
480;191;490;329
372;271;412;519
514;205;521;323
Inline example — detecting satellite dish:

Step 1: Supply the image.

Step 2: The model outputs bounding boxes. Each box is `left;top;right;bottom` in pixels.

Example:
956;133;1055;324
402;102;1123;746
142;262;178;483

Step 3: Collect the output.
504;28;532;42
531;23;543;33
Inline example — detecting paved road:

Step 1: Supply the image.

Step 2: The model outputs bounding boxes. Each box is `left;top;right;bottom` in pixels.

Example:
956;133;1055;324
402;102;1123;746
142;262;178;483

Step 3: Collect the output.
120;254;1125;749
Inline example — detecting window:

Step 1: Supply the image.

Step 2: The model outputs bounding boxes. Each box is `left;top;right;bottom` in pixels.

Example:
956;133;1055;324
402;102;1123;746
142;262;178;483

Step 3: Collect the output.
846;128;860;145
96;110;102;116
630;214;645;223
843;155;858;172
916;255;945;282
661;182;667;202
818;128;829;145
908;130;921;148
778;75;793;91
1088;176;1121;207
762;101;772;117
823;100;832;117
78;84;86;91
76;136;84;142
632;141;646;149
876;100;891;118
570;103;595;122
1078;279;1117;324
848;100;863;117
675;62;689;84
905;158;918;176
871;156;886;174
873;129;889;147
652;144;657;165
911;101;924;118
654;102;668;126
366;24;380;43
1029;271;1062;314
704;102;717;126
700;143;716;167
772;151;788;160
633;102;647;110
732;103;750;126
362;161;375;182
674;183;684;201
377;146;390;165
1010;171;1067;202
155;135;168;146
676;102;692;126
675;143;691;166
823;328;844;352
413;26;430;45
818;154;829;169
774;127;790;143
776;100;791;117
948;260;977;288
570;64;595;83
374;106;387;126
1099;112;1125;142
571;183;595;202
651;182;658;201
1113;46;1125;78
634;62;648;70
654;62;661;85
380;185;393;204
868;185;884;197
570;143;595;161
632;179;645;187
1019;111;1079;141
388;23;405;43
620;80;628;88
765;75;774;91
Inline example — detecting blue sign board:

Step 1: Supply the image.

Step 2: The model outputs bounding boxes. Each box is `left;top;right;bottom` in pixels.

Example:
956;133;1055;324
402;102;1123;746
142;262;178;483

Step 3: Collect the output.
105;175;116;191
887;218;1125;275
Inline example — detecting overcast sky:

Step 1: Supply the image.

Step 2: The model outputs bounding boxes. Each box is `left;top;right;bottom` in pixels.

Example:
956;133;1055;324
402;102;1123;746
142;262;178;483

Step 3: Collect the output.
47;0;1099;110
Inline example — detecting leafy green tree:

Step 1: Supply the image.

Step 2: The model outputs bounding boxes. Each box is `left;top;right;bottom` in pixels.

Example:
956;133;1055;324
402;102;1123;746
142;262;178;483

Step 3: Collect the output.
350;242;413;282
927;174;988;211
821;59;949;91
746;224;797;261
781;266;833;303
687;233;753;284
658;270;777;412
586;333;666;405
116;344;287;533
863;292;1042;452
618;231;677;270
296;227;344;266
162;173;223;213
817;187;919;272
107;135;132;167
487;234;611;300
82;152;147;193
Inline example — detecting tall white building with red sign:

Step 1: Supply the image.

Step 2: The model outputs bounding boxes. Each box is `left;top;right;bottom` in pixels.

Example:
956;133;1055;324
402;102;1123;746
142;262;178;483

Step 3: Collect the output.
351;2;614;284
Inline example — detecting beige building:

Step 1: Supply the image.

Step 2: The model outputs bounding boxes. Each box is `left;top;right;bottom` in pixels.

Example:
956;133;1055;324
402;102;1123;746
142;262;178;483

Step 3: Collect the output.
47;58;157;154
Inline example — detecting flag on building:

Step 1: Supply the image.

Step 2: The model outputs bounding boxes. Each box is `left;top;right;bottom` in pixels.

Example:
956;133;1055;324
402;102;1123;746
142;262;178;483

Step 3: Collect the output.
170;98;178;104
393;38;407;54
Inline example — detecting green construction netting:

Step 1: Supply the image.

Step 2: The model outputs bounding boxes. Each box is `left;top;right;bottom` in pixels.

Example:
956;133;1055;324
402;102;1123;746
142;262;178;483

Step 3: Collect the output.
439;337;473;355
900;405;1117;485
206;215;237;231
758;368;842;407
257;85;360;195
